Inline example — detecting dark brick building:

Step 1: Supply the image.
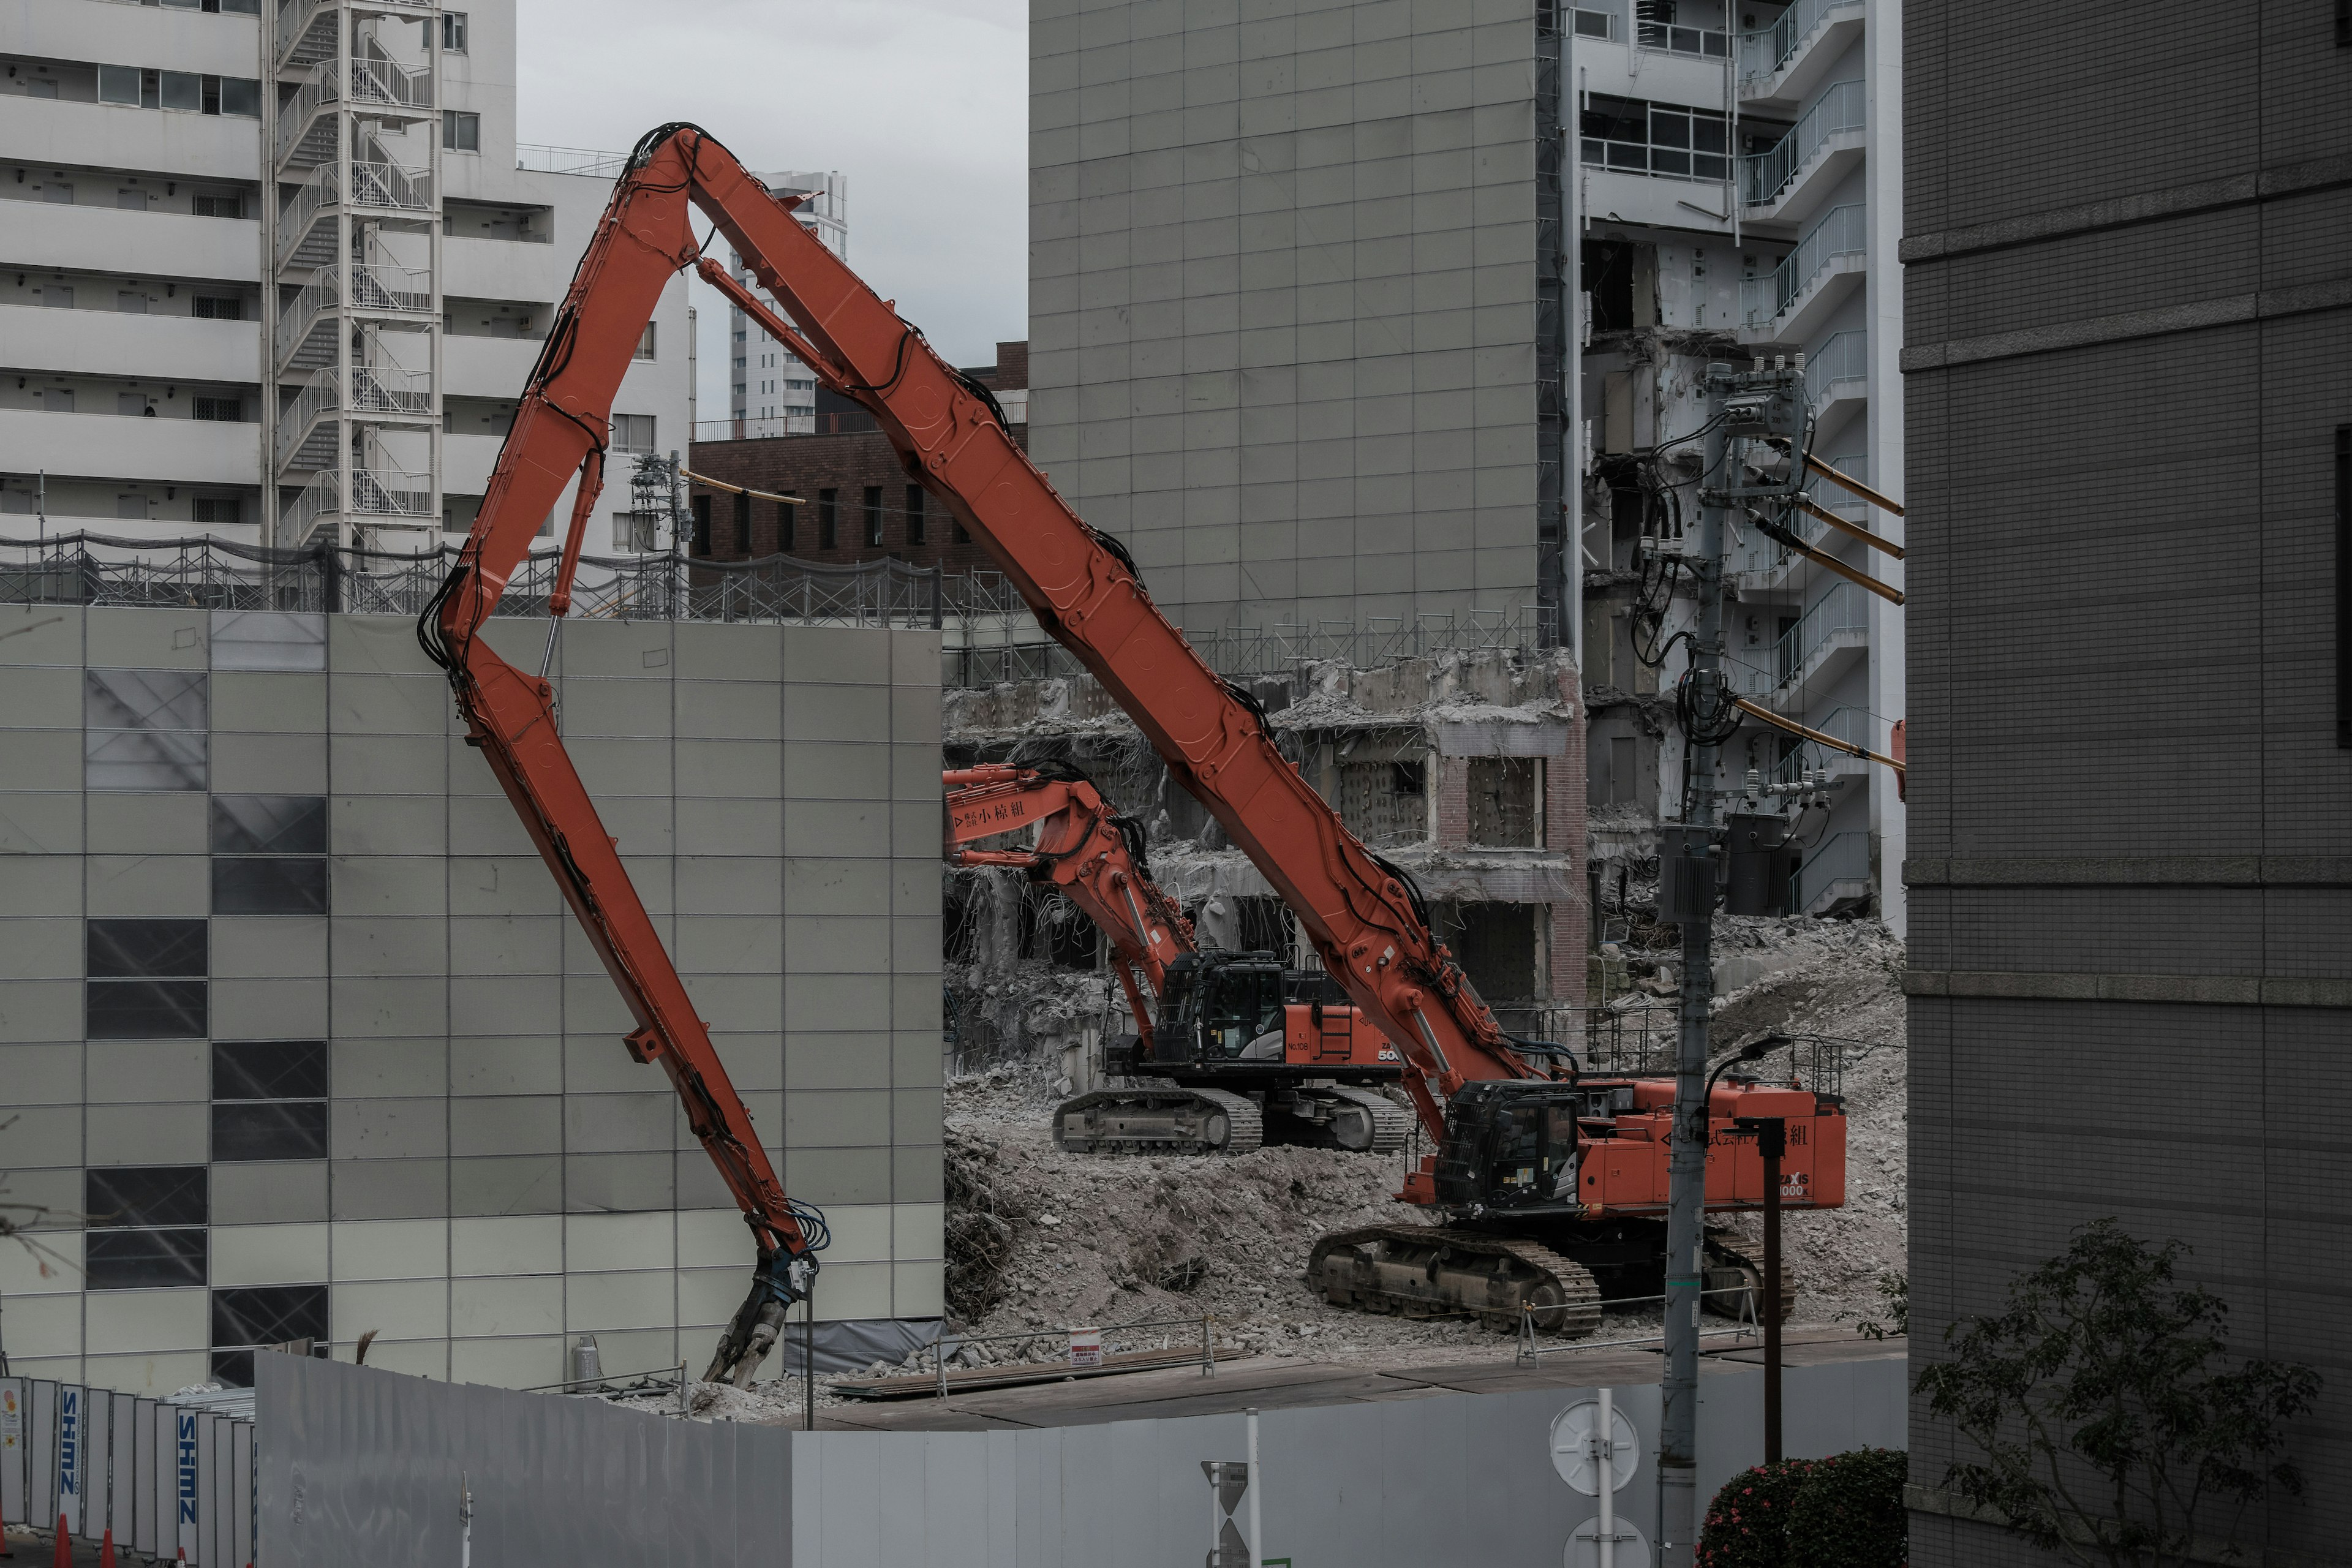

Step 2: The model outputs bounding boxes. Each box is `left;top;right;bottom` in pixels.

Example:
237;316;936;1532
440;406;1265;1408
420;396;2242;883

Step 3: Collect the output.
1904;7;2351;1562
686;342;1027;571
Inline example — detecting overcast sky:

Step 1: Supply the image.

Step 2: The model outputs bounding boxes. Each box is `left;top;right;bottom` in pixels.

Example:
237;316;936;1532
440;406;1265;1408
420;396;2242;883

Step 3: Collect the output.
513;0;1028;424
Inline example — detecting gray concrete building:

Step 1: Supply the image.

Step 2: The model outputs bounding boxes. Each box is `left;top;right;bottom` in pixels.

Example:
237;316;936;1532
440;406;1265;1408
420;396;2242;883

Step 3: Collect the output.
1902;5;2352;1559
1028;0;1565;643
0;603;943;1395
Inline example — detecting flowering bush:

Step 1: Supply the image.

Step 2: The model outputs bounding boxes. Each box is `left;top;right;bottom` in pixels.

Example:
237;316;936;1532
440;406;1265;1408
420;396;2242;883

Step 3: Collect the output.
1697;1449;1907;1568
1697;1458;1819;1568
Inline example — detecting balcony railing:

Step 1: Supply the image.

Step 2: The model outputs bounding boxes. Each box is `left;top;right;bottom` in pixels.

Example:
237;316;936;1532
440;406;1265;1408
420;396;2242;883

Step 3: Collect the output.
1740;78;1864;206
1773;579;1869;687
515;143;631;179
1804;329;1867;409
1740;202;1866;326
1741;0;1863;90
1637;20;1728;57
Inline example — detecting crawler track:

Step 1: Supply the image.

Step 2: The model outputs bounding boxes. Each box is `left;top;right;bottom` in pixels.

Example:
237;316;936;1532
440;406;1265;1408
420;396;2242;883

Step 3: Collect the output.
1052;1085;1264;1155
1306;1225;1605;1338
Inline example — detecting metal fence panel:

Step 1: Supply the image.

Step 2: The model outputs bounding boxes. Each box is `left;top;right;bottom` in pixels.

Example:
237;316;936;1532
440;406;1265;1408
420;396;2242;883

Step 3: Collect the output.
0;1379;23;1526
173;1406;201;1562
232;1420;254;1568
135;1400;159;1559
56;1386;85;1537
212;1417;236;1567
26;1381;56;1526
109;1392;138;1545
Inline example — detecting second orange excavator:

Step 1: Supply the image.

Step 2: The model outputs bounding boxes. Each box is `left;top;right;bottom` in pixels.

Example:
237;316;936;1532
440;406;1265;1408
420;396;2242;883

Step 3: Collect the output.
944;761;1411;1154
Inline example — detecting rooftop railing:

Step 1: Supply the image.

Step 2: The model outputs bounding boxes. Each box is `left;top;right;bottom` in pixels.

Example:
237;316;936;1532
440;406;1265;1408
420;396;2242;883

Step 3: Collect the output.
515;143;632;179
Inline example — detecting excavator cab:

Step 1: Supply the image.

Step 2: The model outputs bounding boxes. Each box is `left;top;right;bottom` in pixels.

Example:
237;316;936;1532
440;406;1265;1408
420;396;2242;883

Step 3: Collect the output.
1433;1082;1588;1213
1155;952;1285;1063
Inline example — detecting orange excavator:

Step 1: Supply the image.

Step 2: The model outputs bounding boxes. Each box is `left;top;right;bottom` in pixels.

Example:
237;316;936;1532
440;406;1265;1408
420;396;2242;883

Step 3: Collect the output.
944;762;1410;1153
427;123;1842;1365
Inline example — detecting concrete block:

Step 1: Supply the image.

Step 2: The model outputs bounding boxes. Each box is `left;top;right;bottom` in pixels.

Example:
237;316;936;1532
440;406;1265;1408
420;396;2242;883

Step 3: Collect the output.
333;1098;450;1159
677;856;785;916
785;974;890;1031
449;1155;563;1218
451;1213;563;1276
560;677;674;739
329;794;447;856
677;682;782;742
329;673;449;736
329;1158;449;1221
783;741;889;801
0;980;80;1045
211;916;330;978
332;974;450;1038
86;1038;207;1102
88;606;206;668
0;1040;80;1102
0;604;83;665
212;1160;328;1224
674;621;784;685
0;731;83;792
447;856;558;917
563;1151;673;1214
327;736;440;794
328;616;437;676
332;855;449;917
448;1035;562;1096
0;793;81;854
675;739;782;798
86;1101;207;1164
86;853;208;916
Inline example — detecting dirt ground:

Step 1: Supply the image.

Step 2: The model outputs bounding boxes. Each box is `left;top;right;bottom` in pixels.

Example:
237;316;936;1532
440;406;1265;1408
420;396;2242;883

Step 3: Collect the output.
621;916;1907;1425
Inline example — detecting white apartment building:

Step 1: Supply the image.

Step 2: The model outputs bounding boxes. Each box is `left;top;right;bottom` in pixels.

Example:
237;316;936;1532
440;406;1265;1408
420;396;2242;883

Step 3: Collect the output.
0;0;691;556
721;170;845;440
1570;0;1905;929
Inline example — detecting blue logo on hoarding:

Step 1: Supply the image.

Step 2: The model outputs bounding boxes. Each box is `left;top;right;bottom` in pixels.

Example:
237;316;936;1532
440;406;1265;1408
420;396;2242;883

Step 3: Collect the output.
58;1389;78;1498
176;1414;199;1526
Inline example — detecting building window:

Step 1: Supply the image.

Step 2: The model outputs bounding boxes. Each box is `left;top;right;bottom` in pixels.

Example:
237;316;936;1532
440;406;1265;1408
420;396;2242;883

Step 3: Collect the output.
194;396;243;422
733;490;752;554
192;192;243;219
443;111;481;153
211;1284;330;1387
159;71;202;112
690;494;712;555
636;322;657;361
905;484;925;547
86;668;208;791
441;12;469;51
611;413;655;454
97;66;141;107
194;496;241;527
863;486;884;548
86;917;208;1039
211;795;328;914
40;285;74;309
192;295;244;320
213;77;261;118
85;1167;208;1290
1580;94;1729;182
818;488;837;549
777;500;796;550
211;1041;329;1163
611;511;654;551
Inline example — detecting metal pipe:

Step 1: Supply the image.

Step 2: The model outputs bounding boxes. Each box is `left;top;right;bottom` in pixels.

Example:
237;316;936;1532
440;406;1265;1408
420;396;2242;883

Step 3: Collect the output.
1598;1386;1616;1568
1765;1130;1784;1463
1730;698;1906;774
1246;1407;1262;1568
1763;523;1905;605
804;1276;816;1433
1803;453;1904;516
1793;494;1904;558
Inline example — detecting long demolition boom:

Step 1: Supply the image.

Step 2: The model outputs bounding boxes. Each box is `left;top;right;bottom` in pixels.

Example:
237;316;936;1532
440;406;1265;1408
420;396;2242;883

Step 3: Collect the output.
424;126;1555;1383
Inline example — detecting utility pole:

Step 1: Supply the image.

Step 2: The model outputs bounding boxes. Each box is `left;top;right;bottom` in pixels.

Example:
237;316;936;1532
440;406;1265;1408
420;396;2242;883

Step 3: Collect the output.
1656;360;1807;1567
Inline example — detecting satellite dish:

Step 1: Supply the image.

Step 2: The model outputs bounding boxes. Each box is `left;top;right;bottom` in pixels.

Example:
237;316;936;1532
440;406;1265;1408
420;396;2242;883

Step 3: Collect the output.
1550;1399;1640;1494
1566;1518;1652;1568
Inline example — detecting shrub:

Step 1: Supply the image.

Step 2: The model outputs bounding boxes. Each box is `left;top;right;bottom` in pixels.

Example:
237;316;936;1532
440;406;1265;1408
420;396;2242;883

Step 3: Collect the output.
1698;1450;1909;1568
1785;1447;1908;1568
1698;1457;1820;1568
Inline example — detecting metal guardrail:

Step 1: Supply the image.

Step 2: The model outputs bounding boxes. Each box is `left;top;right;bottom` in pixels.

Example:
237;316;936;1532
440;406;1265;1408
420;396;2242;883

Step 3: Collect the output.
1804;329;1868;409
1741;202;1867;328
516;143;633;179
1773;580;1869;687
1740;78;1865;205
1515;1285;1759;1364
1740;0;1863;89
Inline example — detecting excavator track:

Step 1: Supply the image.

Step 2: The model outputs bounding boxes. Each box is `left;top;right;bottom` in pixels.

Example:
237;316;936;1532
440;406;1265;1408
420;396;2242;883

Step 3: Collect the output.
1321;1085;1413;1153
1702;1229;1801;1323
1306;1226;1605;1338
1054;1085;1264;1156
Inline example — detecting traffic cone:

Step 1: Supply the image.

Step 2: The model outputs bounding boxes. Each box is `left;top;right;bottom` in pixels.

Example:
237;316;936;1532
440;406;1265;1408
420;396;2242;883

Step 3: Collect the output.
48;1517;67;1568
97;1531;114;1568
